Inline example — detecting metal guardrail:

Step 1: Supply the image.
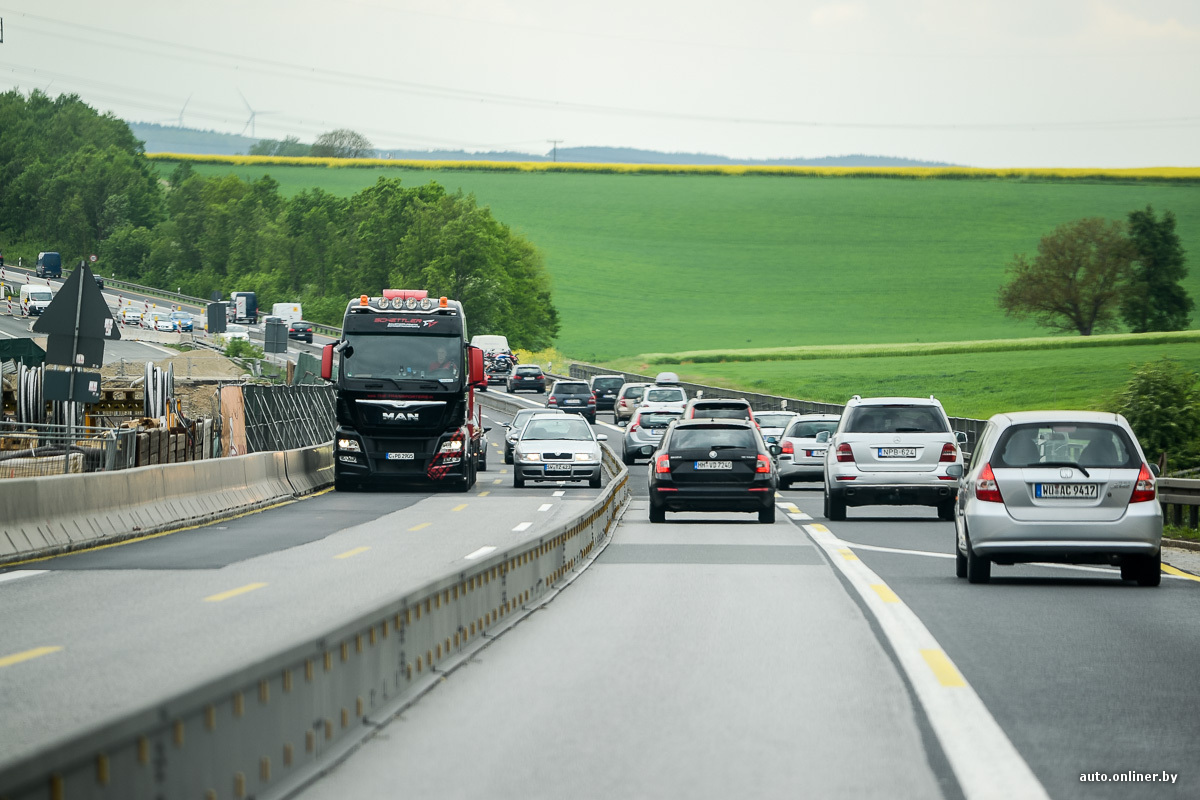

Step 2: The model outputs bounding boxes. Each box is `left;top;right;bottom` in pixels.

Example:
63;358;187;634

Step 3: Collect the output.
0;424;629;800
567;361;989;451
1158;478;1200;530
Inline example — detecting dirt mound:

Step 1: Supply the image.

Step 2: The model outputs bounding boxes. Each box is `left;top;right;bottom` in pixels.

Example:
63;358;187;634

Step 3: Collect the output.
101;349;250;380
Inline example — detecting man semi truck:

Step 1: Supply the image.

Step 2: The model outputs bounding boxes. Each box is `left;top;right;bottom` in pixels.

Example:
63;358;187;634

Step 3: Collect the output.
322;289;489;491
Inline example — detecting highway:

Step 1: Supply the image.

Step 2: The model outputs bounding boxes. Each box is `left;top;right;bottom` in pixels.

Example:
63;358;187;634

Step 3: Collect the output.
3;385;1199;797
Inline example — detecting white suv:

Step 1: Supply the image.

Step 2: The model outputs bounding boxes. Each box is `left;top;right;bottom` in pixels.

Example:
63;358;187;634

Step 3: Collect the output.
822;396;966;521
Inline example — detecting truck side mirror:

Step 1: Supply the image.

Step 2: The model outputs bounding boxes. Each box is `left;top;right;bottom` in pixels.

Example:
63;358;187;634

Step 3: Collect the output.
468;345;486;388
321;343;334;381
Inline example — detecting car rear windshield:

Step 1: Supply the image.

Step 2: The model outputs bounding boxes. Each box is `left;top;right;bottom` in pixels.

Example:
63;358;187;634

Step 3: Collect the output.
692;404;751;420
622;386;646;400
670;427;756;450
646;388;685;403
787;420;839;438
592;378;624;390
754;413;794;428
516;366;542;375
844;405;948;434
523;418;593;441
638;412;680;428
992;424;1139;469
555;383;590;395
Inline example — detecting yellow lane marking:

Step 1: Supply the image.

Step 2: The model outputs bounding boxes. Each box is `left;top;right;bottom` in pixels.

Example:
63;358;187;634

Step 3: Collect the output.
408;522;431;532
921;649;967;687
478;491;490;497
1163;564;1200;583
452;504;467;512
0;646;62;669
837;547;859;561
204;583;268;603
500;469;508;474
808;523;831;534
493;479;502;485
334;547;370;560
870;584;901;603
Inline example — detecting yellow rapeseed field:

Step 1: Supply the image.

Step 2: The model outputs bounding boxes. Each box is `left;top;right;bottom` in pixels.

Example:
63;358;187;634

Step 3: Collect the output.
146;153;1200;182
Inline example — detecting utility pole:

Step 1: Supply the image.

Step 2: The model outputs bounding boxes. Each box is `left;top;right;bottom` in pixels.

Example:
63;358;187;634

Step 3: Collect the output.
547;139;563;163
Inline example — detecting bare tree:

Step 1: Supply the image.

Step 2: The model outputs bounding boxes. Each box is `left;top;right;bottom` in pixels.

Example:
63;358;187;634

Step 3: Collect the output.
998;217;1135;336
310;129;374;159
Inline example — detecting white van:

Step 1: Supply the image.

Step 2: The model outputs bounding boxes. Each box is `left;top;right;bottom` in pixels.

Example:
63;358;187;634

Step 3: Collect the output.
271;302;303;323
20;284;54;316
471;334;511;354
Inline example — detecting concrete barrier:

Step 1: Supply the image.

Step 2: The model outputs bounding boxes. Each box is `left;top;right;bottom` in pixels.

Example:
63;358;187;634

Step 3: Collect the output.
0;435;630;800
0;444;332;566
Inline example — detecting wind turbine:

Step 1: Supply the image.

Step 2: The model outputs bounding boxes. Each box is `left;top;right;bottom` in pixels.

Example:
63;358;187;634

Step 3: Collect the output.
237;89;276;137
176;94;191;127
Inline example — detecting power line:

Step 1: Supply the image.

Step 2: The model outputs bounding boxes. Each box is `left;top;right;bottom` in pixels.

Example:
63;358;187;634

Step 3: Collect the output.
547;140;563;162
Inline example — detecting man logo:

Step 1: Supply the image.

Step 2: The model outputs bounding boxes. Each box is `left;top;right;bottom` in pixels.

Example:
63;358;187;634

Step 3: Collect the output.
382;411;421;422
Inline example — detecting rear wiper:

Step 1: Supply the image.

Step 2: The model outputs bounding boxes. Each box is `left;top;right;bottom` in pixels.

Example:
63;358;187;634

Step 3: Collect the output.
1030;460;1090;478
893;427;930;432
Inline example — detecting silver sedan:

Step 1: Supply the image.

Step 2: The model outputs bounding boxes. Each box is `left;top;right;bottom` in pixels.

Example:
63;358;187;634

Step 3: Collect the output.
953;410;1162;586
513;414;607;488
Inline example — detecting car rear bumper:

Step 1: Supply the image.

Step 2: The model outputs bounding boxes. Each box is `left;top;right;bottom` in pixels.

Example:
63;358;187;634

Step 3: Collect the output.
830;481;957;507
651;484;774;512
778;459;825;480
964;501;1162;561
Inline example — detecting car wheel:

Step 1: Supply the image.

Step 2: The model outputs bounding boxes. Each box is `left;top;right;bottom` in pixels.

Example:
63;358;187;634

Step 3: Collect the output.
966;534;991;584
779;478;790;490
334;476;356;492
514;471;525;488
504;446;513;465
589;473;602;489
937;500;955;521
825;489;846;521
649;503;665;523
1134;553;1162;587
587;414;596;424
955;544;968;579
759;504;776;524
479;385;488;392
478;444;488;472
623;450;635;466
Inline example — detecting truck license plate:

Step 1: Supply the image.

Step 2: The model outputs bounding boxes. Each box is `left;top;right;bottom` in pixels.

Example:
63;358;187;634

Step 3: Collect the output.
386;452;414;461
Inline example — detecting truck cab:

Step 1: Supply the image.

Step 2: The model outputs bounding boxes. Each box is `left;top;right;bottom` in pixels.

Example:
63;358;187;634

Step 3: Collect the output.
20;284;54;316
324;290;489;491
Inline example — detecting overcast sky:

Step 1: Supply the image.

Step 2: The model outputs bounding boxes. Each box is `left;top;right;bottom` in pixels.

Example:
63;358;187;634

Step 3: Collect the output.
2;0;1198;166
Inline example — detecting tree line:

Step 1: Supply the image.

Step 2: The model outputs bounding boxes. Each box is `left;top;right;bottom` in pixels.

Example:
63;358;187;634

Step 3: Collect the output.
0;91;560;348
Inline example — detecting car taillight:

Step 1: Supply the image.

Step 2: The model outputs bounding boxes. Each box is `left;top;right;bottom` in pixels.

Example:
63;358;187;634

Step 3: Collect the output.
548;396;557;405
756;454;771;473
654;454;671;474
781;440;794;455
836;443;854;463
1130;463;1156;503
629;421;639;432
940;443;957;462
975;463;1003;503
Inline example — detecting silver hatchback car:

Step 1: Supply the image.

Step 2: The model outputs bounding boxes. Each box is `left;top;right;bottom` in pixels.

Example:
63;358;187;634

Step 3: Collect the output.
777;414;840;488
513;414;607;488
954;411;1162;586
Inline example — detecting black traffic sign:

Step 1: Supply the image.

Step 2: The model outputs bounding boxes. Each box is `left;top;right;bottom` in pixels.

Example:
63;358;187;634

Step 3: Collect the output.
31;262;120;369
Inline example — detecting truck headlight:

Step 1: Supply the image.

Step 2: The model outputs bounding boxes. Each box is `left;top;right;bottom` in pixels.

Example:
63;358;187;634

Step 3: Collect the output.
438;439;463;453
337;438;361;452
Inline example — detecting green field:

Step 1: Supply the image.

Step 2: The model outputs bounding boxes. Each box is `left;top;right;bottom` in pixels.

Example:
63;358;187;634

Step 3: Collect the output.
157;162;1200;361
633;342;1200;420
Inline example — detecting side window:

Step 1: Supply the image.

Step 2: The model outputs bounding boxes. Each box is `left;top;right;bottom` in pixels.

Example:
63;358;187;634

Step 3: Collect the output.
968;423;996;472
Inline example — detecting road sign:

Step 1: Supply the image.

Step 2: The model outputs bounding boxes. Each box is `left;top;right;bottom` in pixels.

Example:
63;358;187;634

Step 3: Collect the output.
32;262;120;370
43;369;102;404
89;254;97;262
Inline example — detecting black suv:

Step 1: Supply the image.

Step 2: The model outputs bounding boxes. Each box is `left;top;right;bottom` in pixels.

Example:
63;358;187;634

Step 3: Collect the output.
589;375;626;412
288;320;314;343
647;419;778;524
547;380;596;424
507;364;546;393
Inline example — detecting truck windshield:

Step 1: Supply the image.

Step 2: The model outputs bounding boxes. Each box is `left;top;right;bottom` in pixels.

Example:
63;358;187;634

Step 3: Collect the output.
342;334;462;383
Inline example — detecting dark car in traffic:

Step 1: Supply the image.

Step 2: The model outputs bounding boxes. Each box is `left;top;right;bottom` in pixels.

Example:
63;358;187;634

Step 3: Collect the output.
647;419;779;524
507;364;546;393
288;320;314;343
589;375;626;412
547;380;597;424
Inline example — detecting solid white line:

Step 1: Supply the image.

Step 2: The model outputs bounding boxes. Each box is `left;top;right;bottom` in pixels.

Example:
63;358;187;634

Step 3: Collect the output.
803;523;1049;800
0;570;48;585
553;490;565;497
464;546;497;561
787;512;813;521
538;504;553;512
512;522;532;532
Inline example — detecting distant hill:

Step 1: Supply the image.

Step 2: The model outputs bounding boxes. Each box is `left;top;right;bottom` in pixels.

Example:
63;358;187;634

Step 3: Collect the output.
128;121;955;167
129;122;260;156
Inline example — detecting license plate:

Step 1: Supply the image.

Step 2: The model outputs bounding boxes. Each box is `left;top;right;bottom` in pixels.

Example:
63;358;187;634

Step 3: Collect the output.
1036;483;1098;499
545;463;571;473
694;460;732;470
807;450;826;458
386;452;414;461
878;448;917;458
651;429;664;437
565;400;581;405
